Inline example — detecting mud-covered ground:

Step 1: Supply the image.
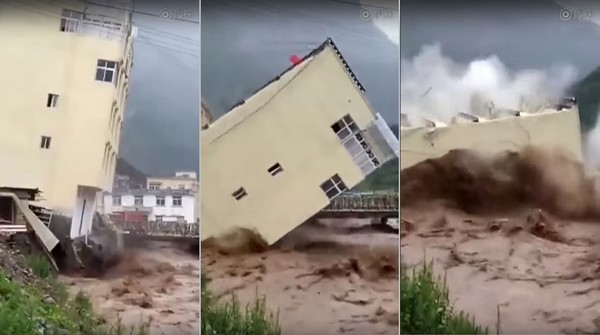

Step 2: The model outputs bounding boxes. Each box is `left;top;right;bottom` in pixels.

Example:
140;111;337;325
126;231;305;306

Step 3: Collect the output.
401;147;600;334
202;219;399;335
60;242;199;335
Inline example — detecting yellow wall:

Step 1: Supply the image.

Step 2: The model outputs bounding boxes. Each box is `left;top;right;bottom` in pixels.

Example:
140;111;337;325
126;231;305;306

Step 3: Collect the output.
201;45;380;244
400;107;583;170
0;2;133;214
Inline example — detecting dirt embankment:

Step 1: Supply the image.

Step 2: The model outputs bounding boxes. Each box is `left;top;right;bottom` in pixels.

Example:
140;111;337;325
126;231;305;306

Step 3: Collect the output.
202;220;399;335
400;147;600;334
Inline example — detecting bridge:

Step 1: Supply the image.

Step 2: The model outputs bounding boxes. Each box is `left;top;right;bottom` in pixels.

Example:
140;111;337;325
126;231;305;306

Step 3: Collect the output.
115;191;399;243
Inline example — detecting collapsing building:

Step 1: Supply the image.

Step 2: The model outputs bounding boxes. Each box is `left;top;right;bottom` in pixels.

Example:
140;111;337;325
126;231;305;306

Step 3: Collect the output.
201;38;399;244
0;1;134;252
400;98;582;170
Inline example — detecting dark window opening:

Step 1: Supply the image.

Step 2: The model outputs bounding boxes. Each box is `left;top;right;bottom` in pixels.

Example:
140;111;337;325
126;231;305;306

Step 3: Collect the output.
232;187;248;201
40;136;52;149
331;114;357;141
96;59;117;83
268;163;284;176
320;174;347;200
46;94;58;108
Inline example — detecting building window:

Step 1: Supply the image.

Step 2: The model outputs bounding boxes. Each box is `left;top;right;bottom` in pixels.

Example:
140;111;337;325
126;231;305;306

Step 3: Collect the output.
178;184;185;189
96;59;118;83
156;196;165;206
267;163;284;176
149;183;161;190
331;114;359;141
40;136;52;149
134;196;143;206
112;196;121;205
46;94;59;108
172;196;182;206
320;174;348;200
232;187;247;201
60;9;83;33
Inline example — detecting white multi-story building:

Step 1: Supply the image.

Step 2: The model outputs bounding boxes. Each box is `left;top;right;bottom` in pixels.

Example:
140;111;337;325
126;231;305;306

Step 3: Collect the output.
103;189;195;223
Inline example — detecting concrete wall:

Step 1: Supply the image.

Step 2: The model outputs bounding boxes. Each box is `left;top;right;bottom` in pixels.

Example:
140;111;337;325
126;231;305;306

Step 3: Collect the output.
104;193;195;223
400;107;583;170
201;43;395;244
0;2;133;216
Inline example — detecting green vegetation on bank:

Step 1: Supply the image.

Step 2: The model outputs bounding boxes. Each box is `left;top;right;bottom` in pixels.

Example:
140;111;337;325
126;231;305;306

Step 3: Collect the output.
0;254;149;335
201;273;281;335
400;261;488;334
355;124;399;192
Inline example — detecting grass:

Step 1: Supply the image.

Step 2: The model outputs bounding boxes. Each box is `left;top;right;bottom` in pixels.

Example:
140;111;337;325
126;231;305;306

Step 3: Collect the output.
400;261;489;334
0;254;151;335
201;272;281;335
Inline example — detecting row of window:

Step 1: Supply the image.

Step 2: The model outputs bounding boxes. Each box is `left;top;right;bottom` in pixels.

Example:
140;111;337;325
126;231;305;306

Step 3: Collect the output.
112;195;183;207
149;183;187;190
231;162;284;201
229;114;366;203
232;173;347;202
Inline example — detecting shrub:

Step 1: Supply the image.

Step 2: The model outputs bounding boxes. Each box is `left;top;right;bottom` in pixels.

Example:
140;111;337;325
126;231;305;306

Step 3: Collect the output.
2;255;149;335
400;261;488;334
201;272;281;335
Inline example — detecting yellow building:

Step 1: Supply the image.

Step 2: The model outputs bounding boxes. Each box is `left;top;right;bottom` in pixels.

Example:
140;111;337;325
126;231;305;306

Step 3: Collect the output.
400;104;583;170
0;1;134;239
201;38;400;244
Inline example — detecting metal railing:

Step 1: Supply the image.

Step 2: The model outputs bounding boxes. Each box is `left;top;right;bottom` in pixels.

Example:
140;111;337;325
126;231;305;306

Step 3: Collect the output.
323;192;399;212
113;192;399;239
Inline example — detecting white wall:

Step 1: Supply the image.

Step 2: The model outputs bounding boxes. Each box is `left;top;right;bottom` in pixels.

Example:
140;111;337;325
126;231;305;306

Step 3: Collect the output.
70;186;98;239
103;193;195;223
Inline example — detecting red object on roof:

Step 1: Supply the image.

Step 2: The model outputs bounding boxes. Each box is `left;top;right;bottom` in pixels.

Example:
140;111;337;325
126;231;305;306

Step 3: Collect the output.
290;54;301;65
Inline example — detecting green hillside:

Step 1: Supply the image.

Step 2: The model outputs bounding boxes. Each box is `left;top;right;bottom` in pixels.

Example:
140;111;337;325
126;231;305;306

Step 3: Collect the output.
355;124;399;192
573;66;600;132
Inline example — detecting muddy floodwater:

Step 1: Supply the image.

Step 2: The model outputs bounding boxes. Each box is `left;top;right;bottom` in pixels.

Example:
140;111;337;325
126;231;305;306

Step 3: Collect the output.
59;242;199;335
202;219;399;335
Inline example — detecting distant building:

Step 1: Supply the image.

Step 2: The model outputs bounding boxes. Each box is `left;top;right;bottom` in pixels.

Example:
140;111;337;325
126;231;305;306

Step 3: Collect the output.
0;1;134;241
104;189;195;224
201;38;399;244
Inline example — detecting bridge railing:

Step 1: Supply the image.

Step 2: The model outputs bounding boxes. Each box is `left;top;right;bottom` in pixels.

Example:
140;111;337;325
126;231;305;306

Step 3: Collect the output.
115;220;199;237
323;192;399;212
112;192;399;237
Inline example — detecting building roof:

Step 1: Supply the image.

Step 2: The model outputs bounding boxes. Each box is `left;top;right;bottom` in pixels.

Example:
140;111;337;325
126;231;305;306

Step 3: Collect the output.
227;37;365;113
203;37;367;143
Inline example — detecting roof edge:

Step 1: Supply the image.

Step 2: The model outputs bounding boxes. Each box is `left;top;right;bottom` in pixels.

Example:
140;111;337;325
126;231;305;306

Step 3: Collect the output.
224;37;366;114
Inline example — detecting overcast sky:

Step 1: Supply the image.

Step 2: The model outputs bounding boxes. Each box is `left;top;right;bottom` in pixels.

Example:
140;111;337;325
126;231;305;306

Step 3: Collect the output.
119;0;600;176
119;0;199;176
